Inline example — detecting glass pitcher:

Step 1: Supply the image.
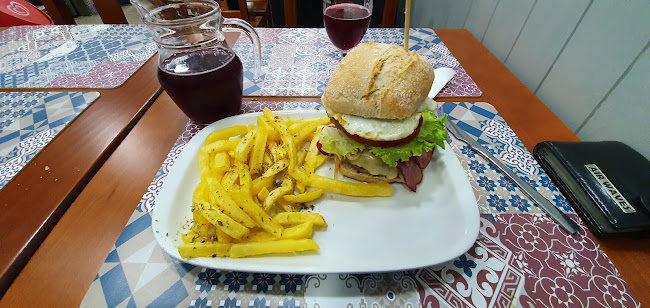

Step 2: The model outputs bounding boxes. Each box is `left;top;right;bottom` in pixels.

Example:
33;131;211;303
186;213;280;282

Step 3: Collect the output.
131;0;261;124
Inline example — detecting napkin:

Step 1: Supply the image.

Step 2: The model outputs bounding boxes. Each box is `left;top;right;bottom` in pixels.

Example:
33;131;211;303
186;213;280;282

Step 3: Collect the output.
429;67;456;98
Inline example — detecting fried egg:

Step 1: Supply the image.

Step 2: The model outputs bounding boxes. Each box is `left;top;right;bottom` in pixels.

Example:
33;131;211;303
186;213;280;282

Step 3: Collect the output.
330;97;435;141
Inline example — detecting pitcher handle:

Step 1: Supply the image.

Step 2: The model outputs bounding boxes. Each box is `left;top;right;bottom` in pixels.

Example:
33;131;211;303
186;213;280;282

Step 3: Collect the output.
223;18;261;80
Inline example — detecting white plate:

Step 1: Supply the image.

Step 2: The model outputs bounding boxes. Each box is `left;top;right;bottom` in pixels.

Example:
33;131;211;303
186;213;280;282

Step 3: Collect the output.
152;110;480;274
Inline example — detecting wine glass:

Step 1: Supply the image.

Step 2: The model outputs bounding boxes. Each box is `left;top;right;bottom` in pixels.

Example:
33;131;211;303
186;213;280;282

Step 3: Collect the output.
323;0;373;55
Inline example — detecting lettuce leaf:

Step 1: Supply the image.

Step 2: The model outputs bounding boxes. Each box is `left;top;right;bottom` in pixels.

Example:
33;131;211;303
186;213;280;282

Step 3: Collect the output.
318;110;448;167
318;126;365;157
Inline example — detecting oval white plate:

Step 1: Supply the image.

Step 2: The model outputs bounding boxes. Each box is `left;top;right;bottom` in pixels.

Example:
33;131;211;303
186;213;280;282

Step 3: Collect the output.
152;110;480;274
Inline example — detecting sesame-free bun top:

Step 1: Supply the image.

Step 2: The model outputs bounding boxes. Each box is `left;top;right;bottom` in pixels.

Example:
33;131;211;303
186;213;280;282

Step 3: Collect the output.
322;42;435;120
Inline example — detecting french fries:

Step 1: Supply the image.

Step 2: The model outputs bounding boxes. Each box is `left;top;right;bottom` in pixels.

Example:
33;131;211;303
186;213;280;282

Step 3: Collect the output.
282;189;324;204
178;242;232;258
230;190;283;237
272;212;328;227
264;177;293;212
196;201;250;239
229;239;320;258
179;108;393;259
238;221;314;243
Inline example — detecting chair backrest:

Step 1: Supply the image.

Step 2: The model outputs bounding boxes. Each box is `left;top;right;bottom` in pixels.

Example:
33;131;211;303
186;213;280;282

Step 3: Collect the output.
283;0;297;27
219;0;250;21
284;0;399;28
380;0;398;27
42;0;250;25
38;0;76;24
217;0;230;9
40;0;126;24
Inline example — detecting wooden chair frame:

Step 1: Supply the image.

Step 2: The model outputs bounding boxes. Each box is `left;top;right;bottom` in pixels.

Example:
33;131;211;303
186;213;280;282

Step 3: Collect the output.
41;0;394;28
283;0;399;28
42;0;253;25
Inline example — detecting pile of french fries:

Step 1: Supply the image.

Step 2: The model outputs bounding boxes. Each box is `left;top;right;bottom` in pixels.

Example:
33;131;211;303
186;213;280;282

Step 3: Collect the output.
178;108;393;259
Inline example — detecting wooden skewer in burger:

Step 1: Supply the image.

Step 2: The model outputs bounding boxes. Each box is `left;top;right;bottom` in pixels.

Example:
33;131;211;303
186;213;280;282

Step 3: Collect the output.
318;42;448;192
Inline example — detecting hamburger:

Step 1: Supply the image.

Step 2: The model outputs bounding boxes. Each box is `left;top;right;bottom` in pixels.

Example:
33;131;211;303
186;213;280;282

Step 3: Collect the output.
318;42;448;192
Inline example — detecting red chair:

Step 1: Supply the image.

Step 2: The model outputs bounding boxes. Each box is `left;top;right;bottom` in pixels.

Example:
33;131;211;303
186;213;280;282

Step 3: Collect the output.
0;0;53;26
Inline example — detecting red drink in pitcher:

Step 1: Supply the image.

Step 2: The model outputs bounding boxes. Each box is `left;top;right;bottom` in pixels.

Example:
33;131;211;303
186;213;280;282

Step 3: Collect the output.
133;0;261;124
157;47;244;124
323;3;371;51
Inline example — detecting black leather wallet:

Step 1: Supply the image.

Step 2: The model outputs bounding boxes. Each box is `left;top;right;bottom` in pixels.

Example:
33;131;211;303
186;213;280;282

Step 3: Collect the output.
533;141;650;237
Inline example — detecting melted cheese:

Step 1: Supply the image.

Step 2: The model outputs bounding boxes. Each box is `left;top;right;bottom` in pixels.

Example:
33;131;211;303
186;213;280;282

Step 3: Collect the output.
347;151;398;179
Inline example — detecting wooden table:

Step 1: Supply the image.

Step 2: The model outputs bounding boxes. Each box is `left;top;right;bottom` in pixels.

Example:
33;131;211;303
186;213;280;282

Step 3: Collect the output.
0;48;162;294
1;29;647;306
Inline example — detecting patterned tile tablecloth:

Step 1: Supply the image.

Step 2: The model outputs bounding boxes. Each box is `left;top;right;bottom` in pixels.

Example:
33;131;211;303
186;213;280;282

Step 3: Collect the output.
0;25;157;88
0;91;100;190
233;28;482;98
82;102;639;308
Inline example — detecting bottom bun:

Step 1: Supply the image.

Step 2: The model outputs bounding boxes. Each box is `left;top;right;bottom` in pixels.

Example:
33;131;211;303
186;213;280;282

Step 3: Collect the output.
339;162;405;184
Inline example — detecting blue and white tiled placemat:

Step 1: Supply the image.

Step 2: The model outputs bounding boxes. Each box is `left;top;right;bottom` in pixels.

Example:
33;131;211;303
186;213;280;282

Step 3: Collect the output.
0;91;100;190
81;102;639;308
0;25;156;88
233;28;482;97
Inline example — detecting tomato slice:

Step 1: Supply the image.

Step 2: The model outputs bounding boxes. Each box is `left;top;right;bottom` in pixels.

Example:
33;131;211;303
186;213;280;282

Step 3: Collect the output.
316;141;330;155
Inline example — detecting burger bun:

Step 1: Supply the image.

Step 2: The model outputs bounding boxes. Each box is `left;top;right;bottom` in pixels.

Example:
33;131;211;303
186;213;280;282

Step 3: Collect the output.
322;42;435;120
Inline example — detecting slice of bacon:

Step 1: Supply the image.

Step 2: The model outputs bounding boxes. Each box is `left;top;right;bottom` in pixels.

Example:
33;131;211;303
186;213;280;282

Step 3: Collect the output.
416;149;435;169
397;157;423;192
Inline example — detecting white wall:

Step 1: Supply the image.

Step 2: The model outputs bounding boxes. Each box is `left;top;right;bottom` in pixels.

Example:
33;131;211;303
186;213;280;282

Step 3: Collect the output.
409;0;650;160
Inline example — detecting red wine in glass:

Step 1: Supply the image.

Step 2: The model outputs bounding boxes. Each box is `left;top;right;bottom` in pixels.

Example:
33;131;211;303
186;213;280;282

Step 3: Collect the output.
158;47;244;124
323;3;371;52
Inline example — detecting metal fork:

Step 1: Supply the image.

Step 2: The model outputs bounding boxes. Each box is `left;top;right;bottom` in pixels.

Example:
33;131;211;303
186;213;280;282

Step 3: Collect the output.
435;106;581;234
